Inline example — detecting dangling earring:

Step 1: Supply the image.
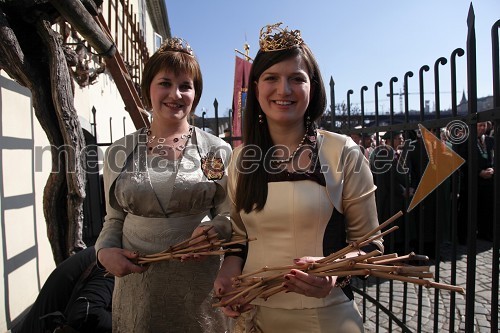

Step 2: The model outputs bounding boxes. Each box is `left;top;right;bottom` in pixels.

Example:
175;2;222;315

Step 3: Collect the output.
305;114;311;128
259;113;264;124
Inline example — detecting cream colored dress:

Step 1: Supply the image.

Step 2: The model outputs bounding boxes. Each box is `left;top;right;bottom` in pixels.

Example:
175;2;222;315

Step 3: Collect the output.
96;128;232;333
228;130;382;333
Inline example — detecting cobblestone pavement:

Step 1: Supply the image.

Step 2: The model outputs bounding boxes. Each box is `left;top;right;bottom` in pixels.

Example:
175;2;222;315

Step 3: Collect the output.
352;240;498;333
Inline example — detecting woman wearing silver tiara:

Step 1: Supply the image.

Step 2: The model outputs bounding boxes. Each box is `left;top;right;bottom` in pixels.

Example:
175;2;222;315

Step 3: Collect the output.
95;38;231;332
214;23;382;332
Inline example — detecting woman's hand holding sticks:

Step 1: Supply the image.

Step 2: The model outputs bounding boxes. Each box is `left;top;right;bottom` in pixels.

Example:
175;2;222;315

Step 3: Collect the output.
213;211;465;309
136;226;254;265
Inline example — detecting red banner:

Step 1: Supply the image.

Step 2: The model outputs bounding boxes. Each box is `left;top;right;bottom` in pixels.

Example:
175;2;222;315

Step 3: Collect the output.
232;56;252;147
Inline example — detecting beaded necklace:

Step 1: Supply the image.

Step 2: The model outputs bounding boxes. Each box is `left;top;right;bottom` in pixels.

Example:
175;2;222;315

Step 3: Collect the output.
272;127;309;165
147;126;193;155
477;135;488;159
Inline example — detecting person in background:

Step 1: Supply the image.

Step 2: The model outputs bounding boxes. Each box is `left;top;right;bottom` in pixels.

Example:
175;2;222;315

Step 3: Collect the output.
370;130;410;254
95;37;232;332
485;120;493;137
476;121;495;241
214;22;382;333
371;130;408;215
12;246;113;333
350;132;362;146
360;132;375;159
455;121;494;243
350;131;375;160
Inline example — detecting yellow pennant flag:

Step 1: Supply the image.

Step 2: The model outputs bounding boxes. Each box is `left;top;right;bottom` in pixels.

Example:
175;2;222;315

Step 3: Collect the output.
407;124;465;212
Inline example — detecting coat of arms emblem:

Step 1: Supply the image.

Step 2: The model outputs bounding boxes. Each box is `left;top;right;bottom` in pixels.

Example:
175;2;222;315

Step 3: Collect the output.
201;152;225;180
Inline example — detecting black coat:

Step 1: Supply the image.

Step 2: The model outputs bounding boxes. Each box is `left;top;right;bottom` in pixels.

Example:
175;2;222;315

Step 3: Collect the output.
12;247;114;333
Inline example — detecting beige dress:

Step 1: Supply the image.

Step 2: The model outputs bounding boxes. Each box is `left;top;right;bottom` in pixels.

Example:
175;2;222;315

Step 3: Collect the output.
96;128;232;333
229;130;382;333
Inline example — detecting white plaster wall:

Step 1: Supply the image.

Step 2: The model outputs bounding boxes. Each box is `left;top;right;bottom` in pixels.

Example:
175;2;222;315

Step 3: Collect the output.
0;71;55;332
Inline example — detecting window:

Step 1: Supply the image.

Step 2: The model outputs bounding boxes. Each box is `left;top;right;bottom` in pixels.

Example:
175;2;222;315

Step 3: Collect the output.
139;0;147;37
154;32;163;52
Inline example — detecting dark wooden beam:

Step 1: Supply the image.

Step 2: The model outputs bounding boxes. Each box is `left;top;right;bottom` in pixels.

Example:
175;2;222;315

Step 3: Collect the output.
49;0;115;57
96;13;149;129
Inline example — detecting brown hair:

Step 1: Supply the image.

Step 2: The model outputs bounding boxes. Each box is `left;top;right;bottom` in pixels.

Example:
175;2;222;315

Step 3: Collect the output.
235;43;326;213
141;50;203;112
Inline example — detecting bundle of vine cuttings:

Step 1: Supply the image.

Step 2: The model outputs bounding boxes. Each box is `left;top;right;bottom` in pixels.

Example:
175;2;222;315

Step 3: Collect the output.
213;211;465;308
137;226;254;265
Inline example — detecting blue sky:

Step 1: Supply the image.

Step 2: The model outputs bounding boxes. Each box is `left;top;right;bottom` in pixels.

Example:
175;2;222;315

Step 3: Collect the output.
165;0;499;118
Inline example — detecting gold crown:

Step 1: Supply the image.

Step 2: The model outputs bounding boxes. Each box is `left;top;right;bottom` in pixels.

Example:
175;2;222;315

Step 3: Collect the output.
158;37;194;56
259;22;303;52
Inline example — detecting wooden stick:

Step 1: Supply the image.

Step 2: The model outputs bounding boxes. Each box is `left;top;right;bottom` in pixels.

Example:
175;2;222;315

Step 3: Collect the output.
260;284;286;300
428;281;465;294
367;253;398;263
353;263;405;272
318;211;403;264
394;265;431;273
315;250;380;272
312;269;370;277
400;272;434;279
234;265;300;281
216;280;264;307
221;237;257;247
164;225;215;253
357;211;403;243
172;232;219;252
358;226;399;248
136;231;253;264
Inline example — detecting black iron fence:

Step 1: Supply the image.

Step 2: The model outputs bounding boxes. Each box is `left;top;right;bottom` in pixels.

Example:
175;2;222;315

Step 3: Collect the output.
322;7;499;333
332;7;499;333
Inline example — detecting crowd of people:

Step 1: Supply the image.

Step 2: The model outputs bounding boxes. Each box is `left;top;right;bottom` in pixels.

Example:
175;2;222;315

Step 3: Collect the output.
13;20;495;333
350;120;495;253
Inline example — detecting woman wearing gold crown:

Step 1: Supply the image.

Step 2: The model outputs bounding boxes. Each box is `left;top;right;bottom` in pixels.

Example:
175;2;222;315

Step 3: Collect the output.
95;38;232;332
214;23;382;332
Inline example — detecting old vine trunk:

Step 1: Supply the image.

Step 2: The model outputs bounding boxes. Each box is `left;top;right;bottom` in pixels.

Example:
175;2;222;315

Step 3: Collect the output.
0;1;87;263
